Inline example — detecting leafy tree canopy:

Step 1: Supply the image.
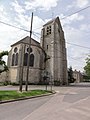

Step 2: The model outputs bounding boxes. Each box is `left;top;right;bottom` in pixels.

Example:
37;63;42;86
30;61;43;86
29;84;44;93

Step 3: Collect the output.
84;55;90;76
0;51;8;73
68;66;75;83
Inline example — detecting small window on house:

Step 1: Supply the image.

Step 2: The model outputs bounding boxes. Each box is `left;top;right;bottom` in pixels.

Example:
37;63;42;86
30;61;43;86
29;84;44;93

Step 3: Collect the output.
47;26;51;35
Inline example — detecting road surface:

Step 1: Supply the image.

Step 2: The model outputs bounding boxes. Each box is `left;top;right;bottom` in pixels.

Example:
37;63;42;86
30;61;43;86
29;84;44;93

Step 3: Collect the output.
0;83;90;120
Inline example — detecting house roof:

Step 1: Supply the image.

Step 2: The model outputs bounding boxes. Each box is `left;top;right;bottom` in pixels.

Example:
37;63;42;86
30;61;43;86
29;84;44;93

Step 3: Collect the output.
11;36;40;47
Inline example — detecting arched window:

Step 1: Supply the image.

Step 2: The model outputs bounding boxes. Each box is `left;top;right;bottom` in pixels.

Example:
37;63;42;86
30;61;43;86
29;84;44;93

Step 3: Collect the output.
29;54;34;67
12;54;15;66
15;53;18;65
24;53;28;66
24;47;34;67
12;47;18;66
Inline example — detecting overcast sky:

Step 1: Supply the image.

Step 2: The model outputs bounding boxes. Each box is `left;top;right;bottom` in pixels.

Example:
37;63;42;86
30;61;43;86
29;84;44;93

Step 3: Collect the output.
0;0;90;72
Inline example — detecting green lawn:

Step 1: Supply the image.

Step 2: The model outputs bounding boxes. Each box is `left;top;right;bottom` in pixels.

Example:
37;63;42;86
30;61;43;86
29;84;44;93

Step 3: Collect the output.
0;90;51;101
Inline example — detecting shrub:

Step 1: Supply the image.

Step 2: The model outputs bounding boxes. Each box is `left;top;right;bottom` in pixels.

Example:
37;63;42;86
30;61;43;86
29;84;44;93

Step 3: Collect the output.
11;82;19;86
54;81;60;86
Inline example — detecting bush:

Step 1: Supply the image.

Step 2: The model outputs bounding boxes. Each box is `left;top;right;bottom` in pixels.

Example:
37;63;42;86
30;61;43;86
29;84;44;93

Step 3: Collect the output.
11;82;19;86
54;81;60;86
0;82;4;86
0;81;11;86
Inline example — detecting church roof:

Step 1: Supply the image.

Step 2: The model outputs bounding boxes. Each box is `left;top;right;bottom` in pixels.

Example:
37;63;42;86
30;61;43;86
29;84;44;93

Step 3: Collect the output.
11;36;40;47
43;17;61;26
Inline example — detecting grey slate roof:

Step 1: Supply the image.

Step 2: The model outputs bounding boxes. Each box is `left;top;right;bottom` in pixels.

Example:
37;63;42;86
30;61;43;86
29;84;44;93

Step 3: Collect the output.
43;17;59;26
11;36;40;47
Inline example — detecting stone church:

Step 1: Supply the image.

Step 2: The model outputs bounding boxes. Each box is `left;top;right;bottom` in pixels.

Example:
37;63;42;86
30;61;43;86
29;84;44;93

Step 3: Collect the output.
7;17;68;85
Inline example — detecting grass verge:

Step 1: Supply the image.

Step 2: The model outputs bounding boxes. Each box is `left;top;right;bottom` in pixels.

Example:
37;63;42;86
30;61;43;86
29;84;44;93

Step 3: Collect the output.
0;90;52;101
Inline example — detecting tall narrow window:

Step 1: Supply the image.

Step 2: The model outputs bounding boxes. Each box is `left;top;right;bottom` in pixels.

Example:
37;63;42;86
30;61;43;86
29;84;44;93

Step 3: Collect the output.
12;47;18;66
24;47;34;67
12;54;15;66
29;54;34;67
47;45;48;50
15;53;18;65
24;53;28;66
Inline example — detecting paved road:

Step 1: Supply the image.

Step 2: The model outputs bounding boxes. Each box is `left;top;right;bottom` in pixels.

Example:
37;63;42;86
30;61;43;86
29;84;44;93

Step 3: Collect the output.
0;83;90;120
0;95;53;120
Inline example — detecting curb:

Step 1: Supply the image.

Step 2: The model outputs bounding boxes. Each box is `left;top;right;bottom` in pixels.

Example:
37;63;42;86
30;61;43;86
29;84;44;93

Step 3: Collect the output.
0;91;56;104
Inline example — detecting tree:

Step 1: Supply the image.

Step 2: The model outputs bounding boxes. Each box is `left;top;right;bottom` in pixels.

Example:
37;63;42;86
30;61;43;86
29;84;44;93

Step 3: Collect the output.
0;51;8;73
84;55;90;77
68;66;75;83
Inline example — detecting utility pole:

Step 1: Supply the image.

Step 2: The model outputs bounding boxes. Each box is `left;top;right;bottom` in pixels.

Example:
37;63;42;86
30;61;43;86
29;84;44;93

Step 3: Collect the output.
25;12;33;91
19;44;26;92
19;45;23;92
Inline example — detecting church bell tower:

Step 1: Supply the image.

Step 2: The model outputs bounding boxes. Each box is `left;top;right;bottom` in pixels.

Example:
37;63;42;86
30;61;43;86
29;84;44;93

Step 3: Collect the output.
40;17;68;85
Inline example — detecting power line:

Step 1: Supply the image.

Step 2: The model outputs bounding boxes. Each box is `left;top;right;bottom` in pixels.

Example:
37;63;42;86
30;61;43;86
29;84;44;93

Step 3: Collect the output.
0;20;42;34
0;20;29;32
31;5;90;30
67;55;84;62
0;5;90;33
61;5;90;20
33;26;42;30
33;32;88;63
66;42;90;49
32;32;40;39
33;32;90;50
33;31;41;36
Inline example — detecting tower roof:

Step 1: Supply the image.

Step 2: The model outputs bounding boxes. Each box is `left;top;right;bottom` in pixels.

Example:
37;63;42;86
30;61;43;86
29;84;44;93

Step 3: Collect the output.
43;17;61;27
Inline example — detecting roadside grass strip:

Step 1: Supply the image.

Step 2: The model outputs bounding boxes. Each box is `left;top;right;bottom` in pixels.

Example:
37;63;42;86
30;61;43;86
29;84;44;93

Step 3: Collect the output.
0;90;52;101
